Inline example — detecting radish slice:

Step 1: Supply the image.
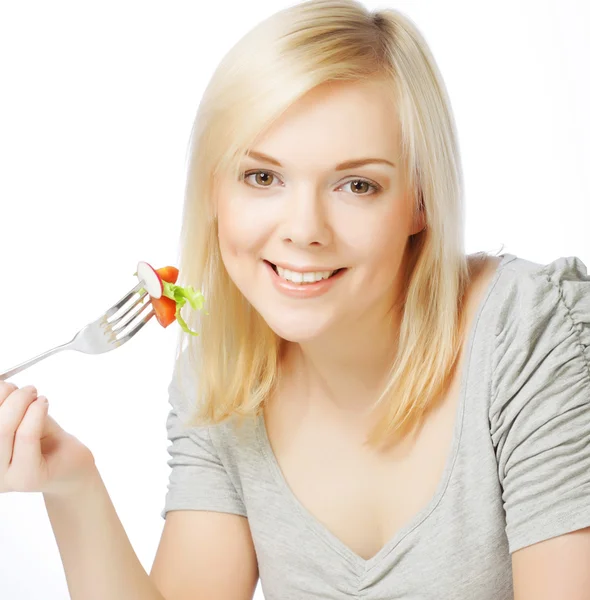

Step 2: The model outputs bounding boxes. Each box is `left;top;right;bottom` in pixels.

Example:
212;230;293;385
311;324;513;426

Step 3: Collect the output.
136;261;163;299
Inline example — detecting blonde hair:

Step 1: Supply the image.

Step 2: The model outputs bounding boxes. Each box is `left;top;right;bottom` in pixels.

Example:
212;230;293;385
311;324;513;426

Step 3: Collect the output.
173;0;486;449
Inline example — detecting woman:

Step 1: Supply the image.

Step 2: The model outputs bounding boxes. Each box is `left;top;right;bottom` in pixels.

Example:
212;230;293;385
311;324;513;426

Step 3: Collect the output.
1;1;589;599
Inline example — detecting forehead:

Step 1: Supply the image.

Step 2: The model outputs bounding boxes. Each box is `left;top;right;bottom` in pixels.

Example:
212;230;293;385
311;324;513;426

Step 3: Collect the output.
245;80;400;171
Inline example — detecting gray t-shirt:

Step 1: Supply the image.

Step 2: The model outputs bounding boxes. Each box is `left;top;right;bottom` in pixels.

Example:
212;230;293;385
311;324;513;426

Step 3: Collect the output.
161;252;590;599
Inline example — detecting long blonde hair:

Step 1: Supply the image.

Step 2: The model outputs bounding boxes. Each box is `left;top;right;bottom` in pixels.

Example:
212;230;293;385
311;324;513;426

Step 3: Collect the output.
173;0;480;449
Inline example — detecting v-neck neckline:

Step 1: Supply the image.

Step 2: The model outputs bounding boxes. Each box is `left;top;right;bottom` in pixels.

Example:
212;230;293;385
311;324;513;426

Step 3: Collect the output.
256;253;517;575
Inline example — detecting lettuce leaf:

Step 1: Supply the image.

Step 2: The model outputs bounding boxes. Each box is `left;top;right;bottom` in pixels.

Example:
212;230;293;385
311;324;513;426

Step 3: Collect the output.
162;279;205;336
134;271;206;336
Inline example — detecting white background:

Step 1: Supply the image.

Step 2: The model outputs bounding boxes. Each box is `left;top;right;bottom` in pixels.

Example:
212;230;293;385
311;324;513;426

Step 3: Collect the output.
0;1;588;598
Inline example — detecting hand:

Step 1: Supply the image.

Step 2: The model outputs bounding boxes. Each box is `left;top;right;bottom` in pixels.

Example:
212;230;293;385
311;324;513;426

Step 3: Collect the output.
0;382;96;497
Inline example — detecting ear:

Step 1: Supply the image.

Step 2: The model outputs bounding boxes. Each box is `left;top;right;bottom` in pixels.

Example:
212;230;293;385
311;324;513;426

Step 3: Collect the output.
410;199;426;235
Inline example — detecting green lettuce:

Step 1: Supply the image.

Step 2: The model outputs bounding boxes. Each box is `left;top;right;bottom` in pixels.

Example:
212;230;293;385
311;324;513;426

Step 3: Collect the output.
133;271;206;336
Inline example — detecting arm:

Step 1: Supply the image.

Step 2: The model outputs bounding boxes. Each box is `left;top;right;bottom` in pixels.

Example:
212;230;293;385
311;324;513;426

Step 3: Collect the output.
489;256;590;599
512;526;590;599
148;348;259;599
44;465;166;600
44;465;259;600
149;510;259;600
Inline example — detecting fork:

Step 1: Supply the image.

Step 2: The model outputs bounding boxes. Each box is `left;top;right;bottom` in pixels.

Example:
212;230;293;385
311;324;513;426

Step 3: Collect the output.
0;281;155;381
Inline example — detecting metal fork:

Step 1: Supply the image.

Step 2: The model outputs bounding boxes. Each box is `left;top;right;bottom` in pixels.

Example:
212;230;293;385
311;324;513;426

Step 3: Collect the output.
0;281;155;381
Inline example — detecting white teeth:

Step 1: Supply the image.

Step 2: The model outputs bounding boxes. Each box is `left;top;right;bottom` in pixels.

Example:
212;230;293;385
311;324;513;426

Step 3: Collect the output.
275;265;336;283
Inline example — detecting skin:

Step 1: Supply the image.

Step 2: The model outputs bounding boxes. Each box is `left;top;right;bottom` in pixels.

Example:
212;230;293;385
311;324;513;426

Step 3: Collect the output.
216;78;425;417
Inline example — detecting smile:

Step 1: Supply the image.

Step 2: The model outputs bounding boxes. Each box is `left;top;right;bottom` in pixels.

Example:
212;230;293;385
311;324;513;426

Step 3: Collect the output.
263;260;348;299
269;262;344;284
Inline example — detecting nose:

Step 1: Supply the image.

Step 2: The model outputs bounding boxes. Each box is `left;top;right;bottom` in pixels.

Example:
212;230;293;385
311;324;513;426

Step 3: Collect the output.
281;188;332;248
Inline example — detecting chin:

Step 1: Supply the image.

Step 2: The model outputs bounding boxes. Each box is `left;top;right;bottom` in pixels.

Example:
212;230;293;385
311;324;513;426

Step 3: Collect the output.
260;310;334;344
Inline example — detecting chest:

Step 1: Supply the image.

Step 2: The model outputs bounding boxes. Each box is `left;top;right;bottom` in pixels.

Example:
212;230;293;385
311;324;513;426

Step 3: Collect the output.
262;365;463;561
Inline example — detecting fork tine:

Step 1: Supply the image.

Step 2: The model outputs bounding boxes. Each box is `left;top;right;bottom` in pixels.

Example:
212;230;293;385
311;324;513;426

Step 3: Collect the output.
114;308;156;347
105;281;148;320
108;292;151;332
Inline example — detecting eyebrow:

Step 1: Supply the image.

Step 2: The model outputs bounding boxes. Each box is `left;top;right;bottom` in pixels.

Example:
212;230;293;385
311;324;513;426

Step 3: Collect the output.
245;150;396;170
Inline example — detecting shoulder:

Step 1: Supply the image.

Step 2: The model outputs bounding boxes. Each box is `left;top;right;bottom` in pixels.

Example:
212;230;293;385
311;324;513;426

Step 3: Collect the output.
487;252;590;438
166;347;248;446
491;253;590;344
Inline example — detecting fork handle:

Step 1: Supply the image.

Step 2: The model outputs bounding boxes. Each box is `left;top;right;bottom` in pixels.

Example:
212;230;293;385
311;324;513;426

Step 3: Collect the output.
0;339;74;381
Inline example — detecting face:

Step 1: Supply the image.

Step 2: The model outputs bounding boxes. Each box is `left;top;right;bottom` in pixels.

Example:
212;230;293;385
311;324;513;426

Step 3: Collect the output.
216;79;424;343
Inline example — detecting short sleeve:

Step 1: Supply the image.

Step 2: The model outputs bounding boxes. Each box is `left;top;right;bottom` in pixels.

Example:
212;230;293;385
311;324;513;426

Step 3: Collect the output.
160;349;247;519
490;255;590;553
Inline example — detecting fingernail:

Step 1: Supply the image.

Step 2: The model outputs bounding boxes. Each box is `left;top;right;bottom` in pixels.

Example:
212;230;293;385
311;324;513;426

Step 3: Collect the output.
27;385;37;395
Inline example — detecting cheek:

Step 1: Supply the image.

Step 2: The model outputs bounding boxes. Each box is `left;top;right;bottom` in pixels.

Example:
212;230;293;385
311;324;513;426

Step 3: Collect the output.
217;215;256;298
217;216;241;260
217;195;274;266
341;207;408;267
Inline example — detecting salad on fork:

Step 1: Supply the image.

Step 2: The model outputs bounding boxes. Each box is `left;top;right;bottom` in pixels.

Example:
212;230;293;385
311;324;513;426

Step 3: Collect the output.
134;261;205;336
0;261;206;380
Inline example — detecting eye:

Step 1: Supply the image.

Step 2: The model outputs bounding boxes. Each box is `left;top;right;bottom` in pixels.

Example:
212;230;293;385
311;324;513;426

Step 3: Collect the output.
240;170;280;188
339;179;381;196
239;170;382;196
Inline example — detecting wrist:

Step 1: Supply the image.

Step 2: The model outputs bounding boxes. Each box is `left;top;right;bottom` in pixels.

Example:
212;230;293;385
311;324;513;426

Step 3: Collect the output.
43;455;101;501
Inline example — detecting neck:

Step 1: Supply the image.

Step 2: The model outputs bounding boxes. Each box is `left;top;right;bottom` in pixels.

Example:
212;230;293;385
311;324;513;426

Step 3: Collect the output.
281;298;402;416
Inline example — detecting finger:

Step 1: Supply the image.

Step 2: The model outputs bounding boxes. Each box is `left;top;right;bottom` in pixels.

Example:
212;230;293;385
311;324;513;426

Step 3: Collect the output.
0;381;19;404
0;386;38;471
7;397;49;490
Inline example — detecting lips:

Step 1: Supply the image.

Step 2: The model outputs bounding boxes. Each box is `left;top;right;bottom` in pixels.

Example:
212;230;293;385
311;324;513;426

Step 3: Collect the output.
264;258;347;298
265;260;344;277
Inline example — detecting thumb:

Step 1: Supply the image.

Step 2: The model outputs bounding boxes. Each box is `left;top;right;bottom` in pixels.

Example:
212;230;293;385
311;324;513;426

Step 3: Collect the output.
41;410;65;440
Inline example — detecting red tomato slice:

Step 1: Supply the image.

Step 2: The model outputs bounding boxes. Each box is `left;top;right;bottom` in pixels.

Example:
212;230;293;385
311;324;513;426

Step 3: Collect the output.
152;266;180;327
155;266;179;285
